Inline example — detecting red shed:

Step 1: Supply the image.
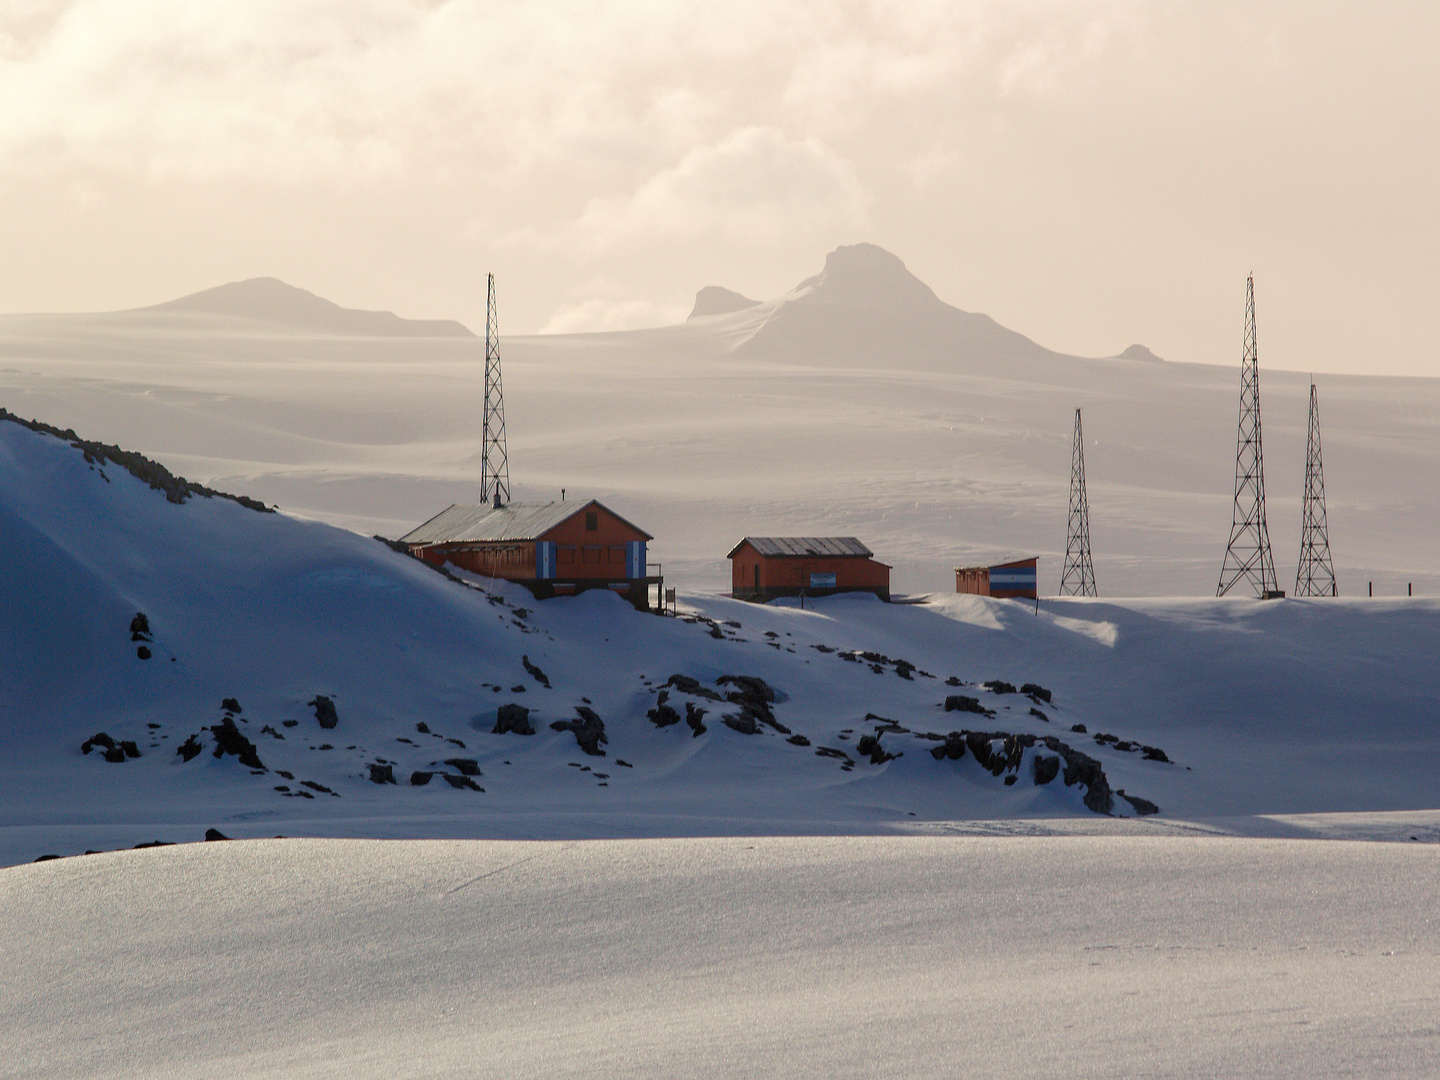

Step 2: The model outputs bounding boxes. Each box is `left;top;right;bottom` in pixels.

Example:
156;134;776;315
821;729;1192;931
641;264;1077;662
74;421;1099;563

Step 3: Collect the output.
728;536;891;602
955;557;1038;600
399;500;660;609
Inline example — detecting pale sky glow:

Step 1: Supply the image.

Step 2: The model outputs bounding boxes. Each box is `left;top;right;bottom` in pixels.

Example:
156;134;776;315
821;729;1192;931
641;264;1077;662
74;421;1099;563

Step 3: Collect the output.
1;0;1437;374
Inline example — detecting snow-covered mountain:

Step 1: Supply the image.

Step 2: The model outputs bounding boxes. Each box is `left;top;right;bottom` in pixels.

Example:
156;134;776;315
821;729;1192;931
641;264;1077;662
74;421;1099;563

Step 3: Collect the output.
4;412;1439;868
1;244;1437;599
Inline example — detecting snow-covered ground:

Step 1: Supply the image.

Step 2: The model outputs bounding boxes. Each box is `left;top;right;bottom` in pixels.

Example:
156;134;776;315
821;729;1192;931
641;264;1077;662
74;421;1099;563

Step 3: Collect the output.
6;835;1440;1079
4;253;1439;1075
2;244;1437;597
3;413;1438;868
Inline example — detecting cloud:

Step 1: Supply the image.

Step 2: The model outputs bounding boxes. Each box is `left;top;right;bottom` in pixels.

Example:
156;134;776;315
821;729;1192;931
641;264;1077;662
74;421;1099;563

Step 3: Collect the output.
0;0;1140;184
560;126;869;254
538;297;690;335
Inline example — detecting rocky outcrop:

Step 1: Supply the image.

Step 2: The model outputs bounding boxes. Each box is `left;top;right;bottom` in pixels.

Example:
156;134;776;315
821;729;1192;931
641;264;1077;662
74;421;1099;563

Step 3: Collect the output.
310;695;338;729
646;690;681;728
944;695;992;716
685;702;707;738
492;703;534;735
367;763;397;784
522;655;551;688
551;707;607;756
717;675;790;735
0;408;272;512
209;717;265;770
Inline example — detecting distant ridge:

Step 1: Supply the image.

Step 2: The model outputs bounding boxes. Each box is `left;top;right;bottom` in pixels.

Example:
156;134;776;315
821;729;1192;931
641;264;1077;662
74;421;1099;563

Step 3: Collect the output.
688;286;760;320
1119;343;1164;363
146;278;475;337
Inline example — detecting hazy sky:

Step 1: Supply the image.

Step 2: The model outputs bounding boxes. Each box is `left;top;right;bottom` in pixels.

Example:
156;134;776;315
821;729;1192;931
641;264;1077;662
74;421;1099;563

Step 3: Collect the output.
1;1;1436;375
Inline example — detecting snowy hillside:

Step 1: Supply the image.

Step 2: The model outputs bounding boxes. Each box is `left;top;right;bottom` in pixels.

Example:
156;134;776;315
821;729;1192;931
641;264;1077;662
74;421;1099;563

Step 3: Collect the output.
3;245;1438;600
4;413;1439;867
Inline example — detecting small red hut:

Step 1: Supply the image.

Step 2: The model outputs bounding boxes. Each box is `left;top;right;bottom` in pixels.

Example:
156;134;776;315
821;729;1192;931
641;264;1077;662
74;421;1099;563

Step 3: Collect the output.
399;500;659;609
728;536;890;602
954;556;1038;600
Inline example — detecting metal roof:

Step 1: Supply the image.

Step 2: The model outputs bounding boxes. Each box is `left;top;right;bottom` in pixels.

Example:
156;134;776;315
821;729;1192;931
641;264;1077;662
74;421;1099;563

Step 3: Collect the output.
399;499;653;545
400;502;577;545
727;536;874;559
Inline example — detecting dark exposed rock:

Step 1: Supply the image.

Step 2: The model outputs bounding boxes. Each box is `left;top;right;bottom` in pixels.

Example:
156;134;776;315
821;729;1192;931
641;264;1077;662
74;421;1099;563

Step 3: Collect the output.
510;685;526;693
855;734;899;765
1117;789;1160;815
929;732;967;761
1070;723;1088;734
894;661;915;680
787;734;811;746
133;840;173;849
300;780;333;794
665;674;722;701
34;854;60;862
492;703;534;735
1029;707;1049;722
81;732;116;755
447;737;466;747
310;695;338;729
209;717;265;770
444;758;481;776
709;623;723;639
647;701;681;728
129;612;151;640
685;702;707;737
176;734;203;762
522;655;551;687
204;828;229;841
221;698;242;714
1051;741;1113;814
416;722;431;734
944;695;992;715
551;706;607;755
367;763;397;784
1020;683;1052;703
717;675;790;734
1142;745;1171;763
1032;754;1060;785
1003;775;1017;785
443;774;483;791
1114;741;1137;752
136;646;151;660
982;680;1017;695
276;770;293;779
102;746;127;762
410;771;434;786
945;676;963;686
260;724;283;739
120;740;140;758
283;719;298;728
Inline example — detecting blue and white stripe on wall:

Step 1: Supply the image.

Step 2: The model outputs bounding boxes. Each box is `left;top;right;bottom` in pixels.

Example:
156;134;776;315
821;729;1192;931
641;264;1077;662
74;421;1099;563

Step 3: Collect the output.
536;541;556;580
989;568;1036;588
626;541;646;579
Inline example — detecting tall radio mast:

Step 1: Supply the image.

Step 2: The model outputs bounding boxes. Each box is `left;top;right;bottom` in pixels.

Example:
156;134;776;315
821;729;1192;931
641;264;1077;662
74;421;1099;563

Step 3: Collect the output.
1294;382;1337;596
1218;274;1281;598
480;273;510;507
1060;407;1097;596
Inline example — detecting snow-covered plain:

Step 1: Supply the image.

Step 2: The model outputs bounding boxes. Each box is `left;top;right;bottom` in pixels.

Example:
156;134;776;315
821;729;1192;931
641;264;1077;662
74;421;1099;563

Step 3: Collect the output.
2;244;1437;597
6;836;1440;1079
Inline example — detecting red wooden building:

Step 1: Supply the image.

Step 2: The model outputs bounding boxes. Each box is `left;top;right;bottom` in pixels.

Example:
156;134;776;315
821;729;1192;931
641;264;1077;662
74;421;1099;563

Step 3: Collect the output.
954;556;1038;600
728;536;891;602
400;500;660;609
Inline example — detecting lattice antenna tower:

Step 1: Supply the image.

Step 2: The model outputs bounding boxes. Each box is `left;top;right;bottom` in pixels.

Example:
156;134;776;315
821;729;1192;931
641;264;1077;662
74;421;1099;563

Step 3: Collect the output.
1294;381;1336;596
1060;407;1097;596
1217;274;1280;597
480;273;510;507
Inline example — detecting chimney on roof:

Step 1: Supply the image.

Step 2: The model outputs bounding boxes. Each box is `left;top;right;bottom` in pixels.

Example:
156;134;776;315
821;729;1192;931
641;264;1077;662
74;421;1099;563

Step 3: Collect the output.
493;490;501;509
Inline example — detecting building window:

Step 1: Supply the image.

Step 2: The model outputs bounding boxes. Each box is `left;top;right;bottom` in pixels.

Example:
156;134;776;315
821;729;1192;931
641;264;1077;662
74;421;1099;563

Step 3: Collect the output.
585;512;598;531
583;546;602;564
